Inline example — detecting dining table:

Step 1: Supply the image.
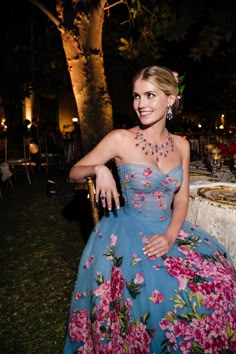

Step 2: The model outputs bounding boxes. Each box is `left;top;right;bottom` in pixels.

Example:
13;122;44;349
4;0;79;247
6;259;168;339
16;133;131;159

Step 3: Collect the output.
186;161;236;267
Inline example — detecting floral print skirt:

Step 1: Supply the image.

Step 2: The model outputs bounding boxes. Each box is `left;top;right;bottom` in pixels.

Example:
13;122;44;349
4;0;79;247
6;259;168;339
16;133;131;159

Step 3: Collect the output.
63;209;236;354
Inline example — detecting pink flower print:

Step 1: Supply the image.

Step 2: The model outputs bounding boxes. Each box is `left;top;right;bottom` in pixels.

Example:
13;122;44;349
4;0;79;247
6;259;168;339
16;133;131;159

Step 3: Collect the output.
75;291;86;300
204;238;213;246
142;236;149;244
149;289;164;304
130;172;136;179
143;167;153;178
69;309;92;343
131;253;142;265
178;229;189;238
111;266;125;300
159;316;175;331
151;190;163;200
110;234;117;247
166;330;177;345
157;192;164;200
134;191;147;200
95;228;103;238
152;264;161;270
164;256;197;288
124;174;129;181
141;180;152;188
162;176;173;185
159;201;167;209
124;322;152;352
134;272;144;285
93;279;112;301
179;341;194;354
125;298;132;309
160;215;165;221
178;245;191;255
148;254;156;261
174;179;181;189
83;255;94;269
131;200;142;210
75;292;81;300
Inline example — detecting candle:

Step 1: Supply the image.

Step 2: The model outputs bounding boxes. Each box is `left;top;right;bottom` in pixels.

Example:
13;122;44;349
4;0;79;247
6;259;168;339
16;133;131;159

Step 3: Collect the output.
211;147;222;154
210;153;222;160
205;144;215;150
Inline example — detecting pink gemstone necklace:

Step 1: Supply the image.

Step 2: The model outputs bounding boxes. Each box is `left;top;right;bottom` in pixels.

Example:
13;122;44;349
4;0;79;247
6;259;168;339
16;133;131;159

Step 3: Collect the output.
135;128;174;162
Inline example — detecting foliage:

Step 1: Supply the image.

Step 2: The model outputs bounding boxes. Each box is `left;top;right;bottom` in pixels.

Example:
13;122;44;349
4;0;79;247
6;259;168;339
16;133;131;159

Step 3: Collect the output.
107;0;235;121
115;0;235;63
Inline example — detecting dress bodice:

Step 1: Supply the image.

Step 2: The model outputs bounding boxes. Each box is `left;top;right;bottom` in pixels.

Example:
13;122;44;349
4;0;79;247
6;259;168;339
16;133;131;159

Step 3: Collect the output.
117;164;183;222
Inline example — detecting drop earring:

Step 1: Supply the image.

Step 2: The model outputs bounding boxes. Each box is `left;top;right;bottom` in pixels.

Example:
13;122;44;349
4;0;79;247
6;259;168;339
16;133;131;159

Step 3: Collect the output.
166;106;173;120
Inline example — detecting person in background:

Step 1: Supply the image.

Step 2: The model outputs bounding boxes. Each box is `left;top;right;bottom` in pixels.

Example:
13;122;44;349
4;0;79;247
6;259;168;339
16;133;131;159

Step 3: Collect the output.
63;65;236;353
29;118;39;146
29;118;40;167
44;121;64;154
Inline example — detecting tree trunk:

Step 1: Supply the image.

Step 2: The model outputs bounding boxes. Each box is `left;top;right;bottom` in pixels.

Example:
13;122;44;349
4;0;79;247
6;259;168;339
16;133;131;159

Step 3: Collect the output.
57;1;113;154
30;0;113;155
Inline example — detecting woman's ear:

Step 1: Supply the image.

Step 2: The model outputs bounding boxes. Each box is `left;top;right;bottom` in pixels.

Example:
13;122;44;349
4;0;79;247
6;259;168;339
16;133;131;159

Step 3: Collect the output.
168;94;176;107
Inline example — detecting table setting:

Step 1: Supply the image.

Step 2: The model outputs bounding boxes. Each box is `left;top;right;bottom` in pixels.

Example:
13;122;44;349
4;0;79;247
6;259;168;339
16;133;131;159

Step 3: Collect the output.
187;144;236;266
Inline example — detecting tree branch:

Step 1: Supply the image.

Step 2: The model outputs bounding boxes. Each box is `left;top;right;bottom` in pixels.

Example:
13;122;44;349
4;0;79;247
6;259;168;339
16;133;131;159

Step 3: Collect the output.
104;0;128;11
28;0;65;33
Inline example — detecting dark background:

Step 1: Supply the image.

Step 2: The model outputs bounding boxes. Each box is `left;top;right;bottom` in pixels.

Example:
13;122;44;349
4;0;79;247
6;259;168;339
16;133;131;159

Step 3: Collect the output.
0;0;235;130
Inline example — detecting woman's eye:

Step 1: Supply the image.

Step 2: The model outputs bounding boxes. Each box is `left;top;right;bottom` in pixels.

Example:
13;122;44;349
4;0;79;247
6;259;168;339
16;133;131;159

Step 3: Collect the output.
133;93;140;100
147;92;155;98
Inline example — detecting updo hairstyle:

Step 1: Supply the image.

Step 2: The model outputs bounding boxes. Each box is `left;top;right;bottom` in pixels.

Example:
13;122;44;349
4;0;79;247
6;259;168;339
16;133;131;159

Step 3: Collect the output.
132;66;179;113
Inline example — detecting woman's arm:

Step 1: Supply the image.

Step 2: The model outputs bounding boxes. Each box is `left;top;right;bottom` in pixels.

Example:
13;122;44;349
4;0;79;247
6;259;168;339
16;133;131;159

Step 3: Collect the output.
69;129;124;210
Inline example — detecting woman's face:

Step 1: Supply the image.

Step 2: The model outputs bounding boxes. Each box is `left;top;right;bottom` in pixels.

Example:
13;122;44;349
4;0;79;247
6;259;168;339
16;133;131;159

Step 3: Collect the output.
132;78;174;126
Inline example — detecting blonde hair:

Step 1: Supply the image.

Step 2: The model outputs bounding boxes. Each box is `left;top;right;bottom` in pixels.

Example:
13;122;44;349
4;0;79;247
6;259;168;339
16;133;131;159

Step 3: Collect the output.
132;66;179;112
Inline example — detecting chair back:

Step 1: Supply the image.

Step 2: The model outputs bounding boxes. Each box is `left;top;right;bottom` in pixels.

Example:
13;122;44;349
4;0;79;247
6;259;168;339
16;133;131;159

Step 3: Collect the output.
0;136;7;163
86;177;100;226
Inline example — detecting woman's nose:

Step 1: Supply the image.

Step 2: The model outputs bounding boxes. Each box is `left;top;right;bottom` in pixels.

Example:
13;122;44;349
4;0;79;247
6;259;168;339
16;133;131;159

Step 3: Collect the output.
138;96;145;107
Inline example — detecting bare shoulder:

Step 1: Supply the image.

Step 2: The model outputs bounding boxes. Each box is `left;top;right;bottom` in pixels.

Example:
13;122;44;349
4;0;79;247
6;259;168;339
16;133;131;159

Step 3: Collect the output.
106;128;136;142
171;133;190;149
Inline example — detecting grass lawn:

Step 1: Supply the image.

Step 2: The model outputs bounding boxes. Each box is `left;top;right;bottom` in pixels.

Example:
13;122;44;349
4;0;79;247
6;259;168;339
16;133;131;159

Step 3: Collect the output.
0;169;89;353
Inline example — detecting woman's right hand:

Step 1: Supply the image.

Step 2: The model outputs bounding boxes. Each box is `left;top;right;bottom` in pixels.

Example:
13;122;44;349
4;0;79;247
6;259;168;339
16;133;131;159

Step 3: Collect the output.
94;165;120;210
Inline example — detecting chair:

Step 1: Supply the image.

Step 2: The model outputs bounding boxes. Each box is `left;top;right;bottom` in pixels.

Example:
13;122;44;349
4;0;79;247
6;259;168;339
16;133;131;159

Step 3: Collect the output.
86;176;100;226
0;136;15;197
6;137;36;184
0;136;7;162
39;135;65;173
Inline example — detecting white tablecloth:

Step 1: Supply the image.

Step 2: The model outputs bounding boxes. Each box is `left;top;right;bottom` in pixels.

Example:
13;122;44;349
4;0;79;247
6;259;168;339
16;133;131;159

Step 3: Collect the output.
186;182;236;266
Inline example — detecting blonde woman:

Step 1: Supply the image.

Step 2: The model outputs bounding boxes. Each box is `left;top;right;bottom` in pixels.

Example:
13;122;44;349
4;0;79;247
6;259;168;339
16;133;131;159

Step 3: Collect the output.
64;66;236;353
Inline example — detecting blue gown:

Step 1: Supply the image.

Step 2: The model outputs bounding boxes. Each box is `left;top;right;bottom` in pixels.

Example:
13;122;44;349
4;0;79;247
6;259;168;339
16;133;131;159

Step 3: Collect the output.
64;164;236;354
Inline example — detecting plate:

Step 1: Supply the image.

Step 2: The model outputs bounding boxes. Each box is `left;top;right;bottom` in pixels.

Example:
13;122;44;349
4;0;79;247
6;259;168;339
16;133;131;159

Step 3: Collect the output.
190;172;211;176
189;167;211;175
198;185;236;206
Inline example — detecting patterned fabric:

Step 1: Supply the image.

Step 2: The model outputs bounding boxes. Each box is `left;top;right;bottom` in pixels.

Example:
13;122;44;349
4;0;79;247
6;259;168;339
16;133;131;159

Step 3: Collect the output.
64;164;236;354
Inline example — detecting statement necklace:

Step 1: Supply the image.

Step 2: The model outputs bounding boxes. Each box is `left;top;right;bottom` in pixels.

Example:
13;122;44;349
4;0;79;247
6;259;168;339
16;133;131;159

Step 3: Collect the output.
135;128;174;162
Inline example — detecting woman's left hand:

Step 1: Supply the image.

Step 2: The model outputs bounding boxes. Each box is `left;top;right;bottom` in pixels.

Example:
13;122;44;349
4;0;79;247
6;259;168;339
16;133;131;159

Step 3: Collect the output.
142;233;175;258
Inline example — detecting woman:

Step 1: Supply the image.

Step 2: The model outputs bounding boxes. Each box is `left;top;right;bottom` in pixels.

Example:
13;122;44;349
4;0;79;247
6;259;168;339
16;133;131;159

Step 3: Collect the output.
64;66;236;353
